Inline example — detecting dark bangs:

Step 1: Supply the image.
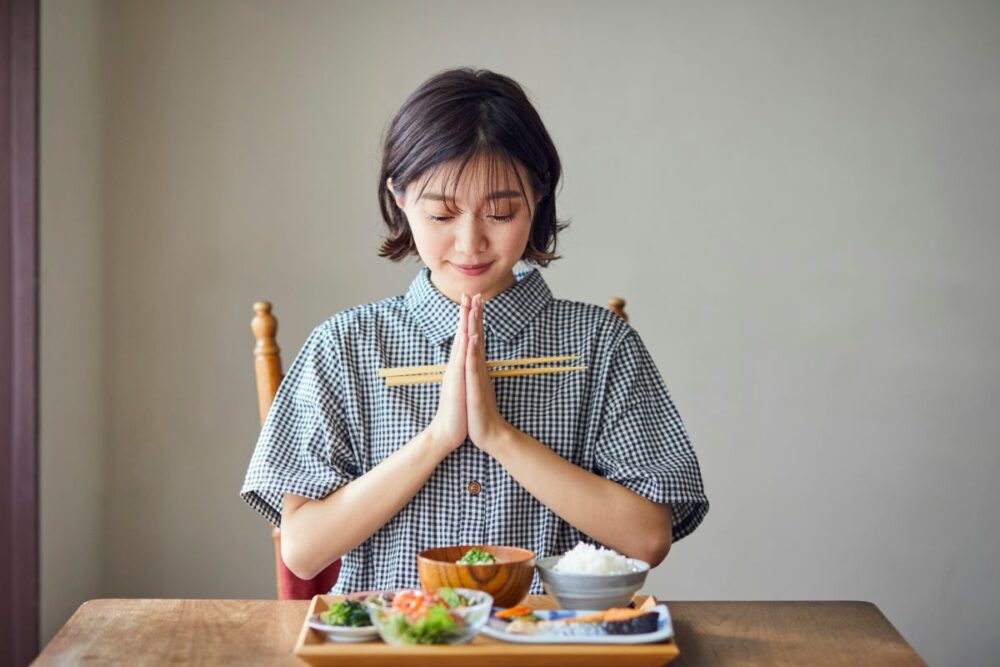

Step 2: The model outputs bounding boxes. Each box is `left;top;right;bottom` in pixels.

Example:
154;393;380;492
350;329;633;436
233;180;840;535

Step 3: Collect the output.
378;68;566;266
410;147;531;219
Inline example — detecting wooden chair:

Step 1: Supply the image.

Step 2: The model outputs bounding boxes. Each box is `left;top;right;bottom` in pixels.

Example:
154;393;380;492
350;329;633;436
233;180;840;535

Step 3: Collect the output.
251;296;628;600
251;302;342;600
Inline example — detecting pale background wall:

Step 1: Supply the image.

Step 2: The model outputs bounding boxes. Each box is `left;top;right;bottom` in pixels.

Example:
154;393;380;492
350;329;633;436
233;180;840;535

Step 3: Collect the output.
40;1;1000;665
39;0;106;644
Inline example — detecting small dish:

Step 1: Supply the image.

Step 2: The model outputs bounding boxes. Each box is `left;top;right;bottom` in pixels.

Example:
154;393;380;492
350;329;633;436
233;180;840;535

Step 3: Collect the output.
305;614;379;643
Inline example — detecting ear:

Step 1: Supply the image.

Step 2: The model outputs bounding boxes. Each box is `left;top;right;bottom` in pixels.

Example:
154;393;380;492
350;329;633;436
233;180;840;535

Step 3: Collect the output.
386;177;405;209
531;173;548;206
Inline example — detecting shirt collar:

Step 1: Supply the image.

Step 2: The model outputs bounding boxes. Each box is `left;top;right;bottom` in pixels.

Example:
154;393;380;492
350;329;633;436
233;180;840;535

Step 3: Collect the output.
404;266;553;346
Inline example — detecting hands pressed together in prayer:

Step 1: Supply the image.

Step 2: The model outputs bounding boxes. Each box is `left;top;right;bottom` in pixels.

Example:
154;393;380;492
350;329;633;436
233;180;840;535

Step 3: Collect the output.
428;293;512;454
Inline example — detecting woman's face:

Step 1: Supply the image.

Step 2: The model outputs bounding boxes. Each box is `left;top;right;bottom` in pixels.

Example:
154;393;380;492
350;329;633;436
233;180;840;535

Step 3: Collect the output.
390;154;537;303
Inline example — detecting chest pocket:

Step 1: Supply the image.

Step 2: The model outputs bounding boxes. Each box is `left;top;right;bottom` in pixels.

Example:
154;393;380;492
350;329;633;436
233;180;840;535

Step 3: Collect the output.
495;369;589;465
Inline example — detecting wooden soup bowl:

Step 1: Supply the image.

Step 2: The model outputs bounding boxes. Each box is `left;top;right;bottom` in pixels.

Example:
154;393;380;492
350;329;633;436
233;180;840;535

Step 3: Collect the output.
417;545;536;608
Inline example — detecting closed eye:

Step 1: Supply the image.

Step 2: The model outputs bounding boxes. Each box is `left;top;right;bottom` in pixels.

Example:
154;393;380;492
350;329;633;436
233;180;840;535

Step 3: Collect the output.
426;213;514;223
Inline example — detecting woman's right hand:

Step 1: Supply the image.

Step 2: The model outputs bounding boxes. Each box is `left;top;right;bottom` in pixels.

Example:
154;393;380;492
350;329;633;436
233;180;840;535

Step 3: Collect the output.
427;294;470;452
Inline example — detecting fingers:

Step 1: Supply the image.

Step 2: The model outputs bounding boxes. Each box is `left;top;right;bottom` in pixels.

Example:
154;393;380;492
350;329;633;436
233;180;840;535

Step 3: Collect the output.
466;299;477;375
477;295;485;353
466;294;487;394
466;305;476;368
459;293;469;334
466;294;484;365
466;295;474;340
468;333;479;364
466;329;481;408
467;293;484;354
450;293;469;367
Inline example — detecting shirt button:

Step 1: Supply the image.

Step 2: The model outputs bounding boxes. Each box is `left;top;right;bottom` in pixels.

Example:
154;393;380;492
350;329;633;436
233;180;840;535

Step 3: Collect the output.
467;481;482;496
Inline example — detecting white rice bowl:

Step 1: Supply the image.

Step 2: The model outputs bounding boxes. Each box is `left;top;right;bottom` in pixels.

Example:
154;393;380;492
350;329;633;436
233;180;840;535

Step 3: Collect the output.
552;542;633;575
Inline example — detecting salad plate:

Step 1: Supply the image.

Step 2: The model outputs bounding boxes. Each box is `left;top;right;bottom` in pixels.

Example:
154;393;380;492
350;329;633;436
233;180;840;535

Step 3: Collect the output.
481;603;674;644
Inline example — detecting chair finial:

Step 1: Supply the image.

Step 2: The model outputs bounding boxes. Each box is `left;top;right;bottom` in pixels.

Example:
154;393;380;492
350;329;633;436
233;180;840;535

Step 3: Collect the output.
252;301;278;343
608;297;628;322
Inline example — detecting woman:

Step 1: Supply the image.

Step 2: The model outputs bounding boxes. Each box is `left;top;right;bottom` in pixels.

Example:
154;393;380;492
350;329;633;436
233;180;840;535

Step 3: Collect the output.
241;68;709;594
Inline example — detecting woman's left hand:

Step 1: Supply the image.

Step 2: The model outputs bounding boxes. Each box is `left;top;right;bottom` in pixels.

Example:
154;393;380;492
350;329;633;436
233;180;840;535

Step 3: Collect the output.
465;293;511;452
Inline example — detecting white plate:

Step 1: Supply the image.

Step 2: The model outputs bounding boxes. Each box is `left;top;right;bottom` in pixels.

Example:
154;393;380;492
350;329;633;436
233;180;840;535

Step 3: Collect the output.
306;613;379;643
480;604;674;644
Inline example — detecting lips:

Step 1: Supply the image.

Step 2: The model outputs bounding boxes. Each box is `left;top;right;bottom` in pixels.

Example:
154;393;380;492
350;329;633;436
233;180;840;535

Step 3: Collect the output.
451;262;493;276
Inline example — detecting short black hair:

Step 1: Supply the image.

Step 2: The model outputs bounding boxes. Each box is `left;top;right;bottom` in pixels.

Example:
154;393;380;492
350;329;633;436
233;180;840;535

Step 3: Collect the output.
378;68;566;266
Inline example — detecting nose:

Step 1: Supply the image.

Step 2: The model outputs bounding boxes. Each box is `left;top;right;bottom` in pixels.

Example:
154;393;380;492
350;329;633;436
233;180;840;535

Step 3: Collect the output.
453;214;488;255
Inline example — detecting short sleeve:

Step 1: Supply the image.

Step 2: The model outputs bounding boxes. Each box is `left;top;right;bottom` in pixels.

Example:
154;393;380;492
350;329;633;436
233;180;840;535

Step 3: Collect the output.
240;322;359;527
594;330;709;543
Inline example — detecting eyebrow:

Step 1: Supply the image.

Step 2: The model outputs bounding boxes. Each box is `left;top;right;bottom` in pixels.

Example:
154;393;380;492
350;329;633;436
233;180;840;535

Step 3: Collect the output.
419;190;522;202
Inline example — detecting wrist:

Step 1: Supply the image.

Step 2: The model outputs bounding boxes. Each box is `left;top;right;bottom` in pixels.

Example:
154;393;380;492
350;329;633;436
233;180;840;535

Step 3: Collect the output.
481;420;519;458
422;424;460;459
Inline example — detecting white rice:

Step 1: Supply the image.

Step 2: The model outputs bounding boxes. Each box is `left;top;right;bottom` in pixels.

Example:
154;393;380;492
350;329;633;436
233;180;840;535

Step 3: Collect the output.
552;542;632;575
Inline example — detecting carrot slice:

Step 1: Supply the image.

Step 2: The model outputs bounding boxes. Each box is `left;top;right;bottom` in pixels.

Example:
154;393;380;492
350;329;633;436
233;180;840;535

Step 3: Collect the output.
496;605;533;619
603;608;649;622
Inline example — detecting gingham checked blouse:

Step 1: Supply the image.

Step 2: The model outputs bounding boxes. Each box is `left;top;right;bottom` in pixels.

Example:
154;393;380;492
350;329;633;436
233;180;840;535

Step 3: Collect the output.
241;267;709;594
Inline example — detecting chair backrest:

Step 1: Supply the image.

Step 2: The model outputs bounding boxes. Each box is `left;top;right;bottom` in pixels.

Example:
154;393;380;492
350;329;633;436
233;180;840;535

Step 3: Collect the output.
250;296;629;599
251;302;342;600
607;297;628;322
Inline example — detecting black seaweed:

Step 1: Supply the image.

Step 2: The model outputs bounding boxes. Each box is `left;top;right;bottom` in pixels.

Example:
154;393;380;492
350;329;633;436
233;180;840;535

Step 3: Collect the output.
602;612;659;635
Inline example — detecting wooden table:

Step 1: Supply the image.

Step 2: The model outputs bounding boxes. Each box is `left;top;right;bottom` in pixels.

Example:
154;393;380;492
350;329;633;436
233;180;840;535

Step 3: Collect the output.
33;599;926;666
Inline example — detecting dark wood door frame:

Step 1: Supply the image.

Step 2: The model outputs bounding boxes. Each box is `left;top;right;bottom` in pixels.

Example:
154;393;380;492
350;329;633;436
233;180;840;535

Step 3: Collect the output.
1;0;39;665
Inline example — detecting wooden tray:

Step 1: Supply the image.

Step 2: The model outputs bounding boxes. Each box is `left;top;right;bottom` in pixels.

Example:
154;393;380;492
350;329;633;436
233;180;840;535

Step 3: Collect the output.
293;593;680;667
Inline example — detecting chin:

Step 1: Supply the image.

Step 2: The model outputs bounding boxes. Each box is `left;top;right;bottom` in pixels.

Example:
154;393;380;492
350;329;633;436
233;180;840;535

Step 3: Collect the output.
453;277;491;294
436;261;514;297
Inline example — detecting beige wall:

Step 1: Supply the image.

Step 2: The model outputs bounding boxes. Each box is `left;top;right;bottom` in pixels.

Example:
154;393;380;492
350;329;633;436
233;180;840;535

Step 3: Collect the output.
39;0;107;645
41;1;1000;664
